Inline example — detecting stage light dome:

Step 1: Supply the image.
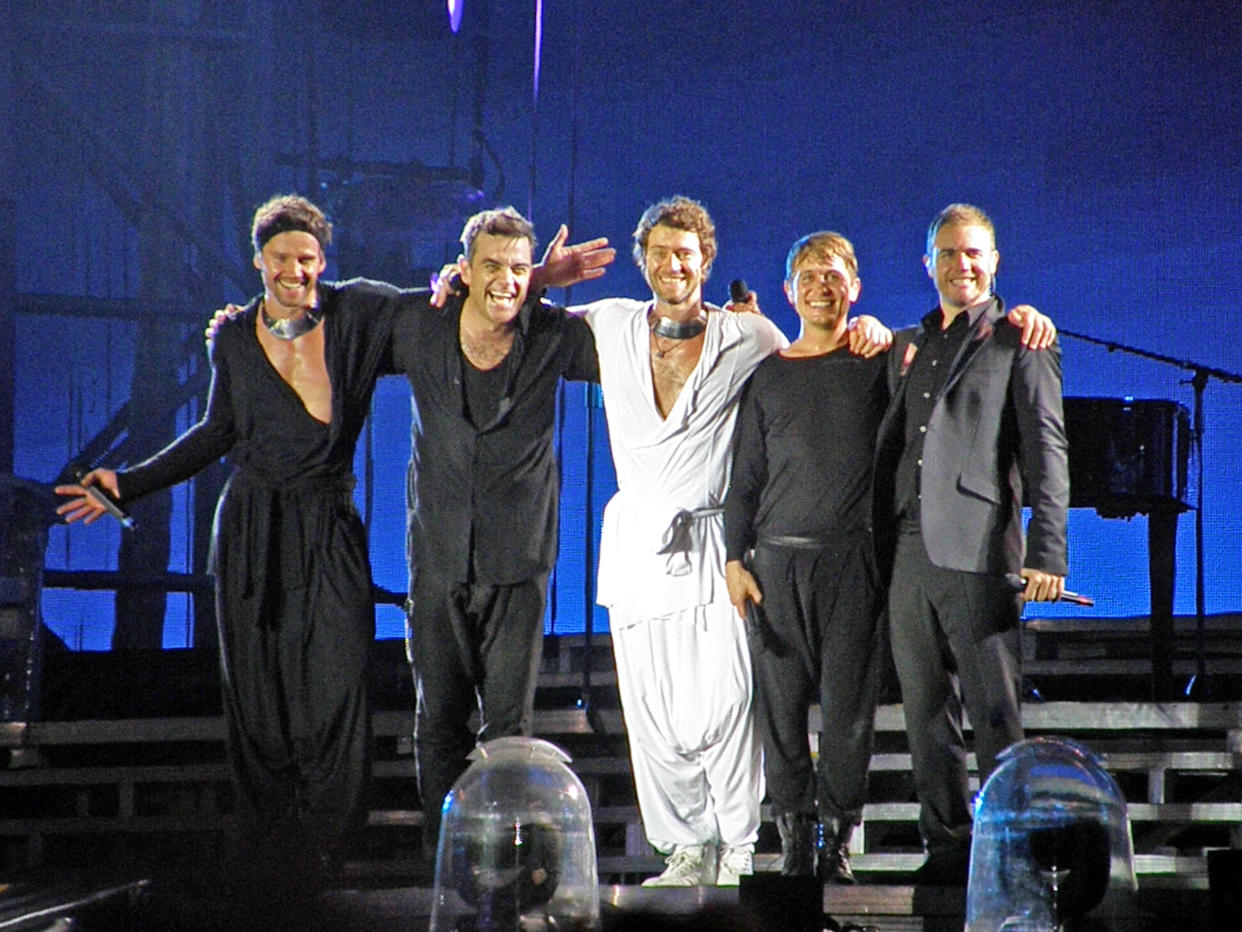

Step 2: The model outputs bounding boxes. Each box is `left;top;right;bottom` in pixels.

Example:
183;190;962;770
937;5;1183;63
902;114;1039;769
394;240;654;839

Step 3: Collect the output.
430;737;600;931
966;736;1140;931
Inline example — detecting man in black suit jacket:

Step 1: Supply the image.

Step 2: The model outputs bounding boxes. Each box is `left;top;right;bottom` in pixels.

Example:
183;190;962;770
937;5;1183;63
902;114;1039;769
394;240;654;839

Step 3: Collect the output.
872;203;1070;884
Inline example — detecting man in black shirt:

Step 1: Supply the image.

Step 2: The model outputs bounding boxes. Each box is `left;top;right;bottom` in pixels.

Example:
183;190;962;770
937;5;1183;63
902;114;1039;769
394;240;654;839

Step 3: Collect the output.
58;198;613;885
872;204;1069;884
389;207;601;856
56;195;409;902
723;232;887;883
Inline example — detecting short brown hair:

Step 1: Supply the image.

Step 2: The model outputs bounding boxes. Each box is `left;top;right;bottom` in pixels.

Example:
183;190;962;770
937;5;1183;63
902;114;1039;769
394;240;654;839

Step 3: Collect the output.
926;203;995;256
460;206;537;260
251;194;332;253
631;195;717;276
785;231;858;282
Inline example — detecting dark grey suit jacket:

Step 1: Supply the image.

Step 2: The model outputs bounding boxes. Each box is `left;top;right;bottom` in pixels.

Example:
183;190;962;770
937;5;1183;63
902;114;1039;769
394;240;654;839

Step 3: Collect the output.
873;297;1069;583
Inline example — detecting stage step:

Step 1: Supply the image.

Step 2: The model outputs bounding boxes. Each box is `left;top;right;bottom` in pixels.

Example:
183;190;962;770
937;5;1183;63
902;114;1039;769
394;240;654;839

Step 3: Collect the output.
5;701;1239;890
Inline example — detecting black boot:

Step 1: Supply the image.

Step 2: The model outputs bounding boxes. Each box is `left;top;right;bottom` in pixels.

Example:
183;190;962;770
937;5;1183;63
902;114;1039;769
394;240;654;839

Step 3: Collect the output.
775;812;817;876
817;819;857;885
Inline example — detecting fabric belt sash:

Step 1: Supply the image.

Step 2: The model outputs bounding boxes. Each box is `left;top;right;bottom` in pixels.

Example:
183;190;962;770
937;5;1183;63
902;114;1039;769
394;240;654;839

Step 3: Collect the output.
656;505;724;557
227;469;358;626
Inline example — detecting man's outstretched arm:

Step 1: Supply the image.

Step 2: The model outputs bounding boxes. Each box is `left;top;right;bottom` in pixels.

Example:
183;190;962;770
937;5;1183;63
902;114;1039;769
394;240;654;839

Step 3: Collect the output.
530;224;616;292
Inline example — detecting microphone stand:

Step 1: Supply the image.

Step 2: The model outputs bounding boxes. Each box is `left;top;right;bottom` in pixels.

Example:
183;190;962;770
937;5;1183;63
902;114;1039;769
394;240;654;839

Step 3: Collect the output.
580;385;605;735
564;0;604;735
1059;328;1242;698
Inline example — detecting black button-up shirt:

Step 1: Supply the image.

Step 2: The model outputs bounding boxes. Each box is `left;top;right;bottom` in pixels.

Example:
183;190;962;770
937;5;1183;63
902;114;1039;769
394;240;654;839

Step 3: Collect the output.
894;300;990;523
388;293;599;586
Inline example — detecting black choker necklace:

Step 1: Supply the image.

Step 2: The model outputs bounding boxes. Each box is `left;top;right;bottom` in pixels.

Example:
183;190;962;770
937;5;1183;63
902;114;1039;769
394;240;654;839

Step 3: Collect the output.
651;313;706;340
262;301;323;341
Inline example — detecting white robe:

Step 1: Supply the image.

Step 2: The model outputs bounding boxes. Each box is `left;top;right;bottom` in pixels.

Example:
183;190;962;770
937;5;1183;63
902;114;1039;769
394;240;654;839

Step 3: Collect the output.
579;297;786;851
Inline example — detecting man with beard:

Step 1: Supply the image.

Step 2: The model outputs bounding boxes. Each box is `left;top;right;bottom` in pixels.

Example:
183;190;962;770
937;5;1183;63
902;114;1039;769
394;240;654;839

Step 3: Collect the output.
581;197;784;887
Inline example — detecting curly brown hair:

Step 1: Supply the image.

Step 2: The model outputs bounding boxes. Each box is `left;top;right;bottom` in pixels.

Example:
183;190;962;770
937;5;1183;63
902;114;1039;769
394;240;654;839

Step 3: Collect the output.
631;195;717;276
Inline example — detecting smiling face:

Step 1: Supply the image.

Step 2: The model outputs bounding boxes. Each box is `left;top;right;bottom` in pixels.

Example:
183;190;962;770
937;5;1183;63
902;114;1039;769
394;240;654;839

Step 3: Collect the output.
641;224;706;315
458;232;533;329
253;230;326;315
925;221;999;314
784;250;861;337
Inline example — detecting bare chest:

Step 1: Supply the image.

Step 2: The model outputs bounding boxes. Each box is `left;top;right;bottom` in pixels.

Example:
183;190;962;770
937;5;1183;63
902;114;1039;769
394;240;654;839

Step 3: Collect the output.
460;328;516;371
256;322;332;424
649;332;704;419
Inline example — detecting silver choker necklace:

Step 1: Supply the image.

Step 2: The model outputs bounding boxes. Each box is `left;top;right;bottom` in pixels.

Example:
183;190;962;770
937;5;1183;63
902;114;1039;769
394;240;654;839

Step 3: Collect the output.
262;302;323;341
651;313;706;340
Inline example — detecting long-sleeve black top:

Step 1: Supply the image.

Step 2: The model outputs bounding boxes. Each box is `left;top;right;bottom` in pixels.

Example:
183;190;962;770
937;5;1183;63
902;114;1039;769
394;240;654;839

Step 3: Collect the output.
388;294;598;586
115;278;408;630
724;347;889;561
117;279;403;502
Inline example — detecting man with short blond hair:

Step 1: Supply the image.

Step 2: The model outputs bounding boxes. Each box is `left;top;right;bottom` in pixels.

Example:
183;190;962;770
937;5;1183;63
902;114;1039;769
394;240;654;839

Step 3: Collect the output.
723;230;887;884
873;203;1069;884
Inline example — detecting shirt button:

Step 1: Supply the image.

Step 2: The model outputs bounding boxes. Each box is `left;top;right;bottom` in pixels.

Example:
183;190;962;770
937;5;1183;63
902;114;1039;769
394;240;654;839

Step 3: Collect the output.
931;360;938;366
919;425;927;433
922;392;930;399
917;458;923;466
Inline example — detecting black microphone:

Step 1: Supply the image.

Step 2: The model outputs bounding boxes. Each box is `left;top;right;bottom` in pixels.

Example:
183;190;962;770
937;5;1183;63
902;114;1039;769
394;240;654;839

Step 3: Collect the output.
1005;573;1092;607
729;278;751;305
75;469;137;530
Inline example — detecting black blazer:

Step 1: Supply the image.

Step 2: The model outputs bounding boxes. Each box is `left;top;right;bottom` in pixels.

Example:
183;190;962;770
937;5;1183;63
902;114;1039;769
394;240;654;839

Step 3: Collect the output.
873;297;1069;583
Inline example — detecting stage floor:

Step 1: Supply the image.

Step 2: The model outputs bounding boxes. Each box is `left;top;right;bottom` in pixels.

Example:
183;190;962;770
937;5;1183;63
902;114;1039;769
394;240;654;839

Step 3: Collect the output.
4;873;1202;931
0;876;959;931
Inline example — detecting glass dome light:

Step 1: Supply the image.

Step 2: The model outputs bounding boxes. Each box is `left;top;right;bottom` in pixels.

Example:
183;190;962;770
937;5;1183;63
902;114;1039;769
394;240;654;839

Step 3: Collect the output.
430;736;600;931
966;735;1140;931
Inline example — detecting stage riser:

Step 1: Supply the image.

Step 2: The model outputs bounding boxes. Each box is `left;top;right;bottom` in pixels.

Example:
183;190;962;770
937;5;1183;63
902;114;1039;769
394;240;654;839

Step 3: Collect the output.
4;701;1239;891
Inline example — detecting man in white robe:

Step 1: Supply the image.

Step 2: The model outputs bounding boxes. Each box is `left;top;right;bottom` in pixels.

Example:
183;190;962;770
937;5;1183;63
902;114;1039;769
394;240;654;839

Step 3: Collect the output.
583;259;781;885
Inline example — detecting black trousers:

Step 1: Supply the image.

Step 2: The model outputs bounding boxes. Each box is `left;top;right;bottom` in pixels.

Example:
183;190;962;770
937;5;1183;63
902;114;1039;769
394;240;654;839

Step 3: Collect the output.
407;570;548;856
750;535;883;826
215;493;373;863
887;529;1023;856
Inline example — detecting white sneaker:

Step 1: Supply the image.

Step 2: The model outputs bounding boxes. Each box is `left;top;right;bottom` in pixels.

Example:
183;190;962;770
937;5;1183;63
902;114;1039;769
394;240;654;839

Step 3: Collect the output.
716;843;754;886
641;843;718;887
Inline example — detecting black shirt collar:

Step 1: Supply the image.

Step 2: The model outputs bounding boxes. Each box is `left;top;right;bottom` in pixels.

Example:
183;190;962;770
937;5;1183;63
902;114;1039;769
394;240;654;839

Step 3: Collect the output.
920;295;998;334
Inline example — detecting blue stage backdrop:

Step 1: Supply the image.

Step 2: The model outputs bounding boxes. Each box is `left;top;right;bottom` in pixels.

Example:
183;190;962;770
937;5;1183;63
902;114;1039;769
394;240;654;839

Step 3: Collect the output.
8;0;1240;649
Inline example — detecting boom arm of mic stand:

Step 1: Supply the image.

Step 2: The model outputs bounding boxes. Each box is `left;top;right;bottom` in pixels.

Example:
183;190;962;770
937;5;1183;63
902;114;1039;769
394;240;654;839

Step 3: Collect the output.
1058;328;1242;699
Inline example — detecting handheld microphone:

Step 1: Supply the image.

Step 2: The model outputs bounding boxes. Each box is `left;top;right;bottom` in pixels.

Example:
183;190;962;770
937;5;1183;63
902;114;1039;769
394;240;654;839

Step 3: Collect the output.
729;279;751;305
1005;573;1092;607
75;469;137;530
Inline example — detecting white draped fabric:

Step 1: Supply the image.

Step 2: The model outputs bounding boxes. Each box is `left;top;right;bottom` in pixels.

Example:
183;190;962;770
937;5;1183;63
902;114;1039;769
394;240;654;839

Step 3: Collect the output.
577;297;786;850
